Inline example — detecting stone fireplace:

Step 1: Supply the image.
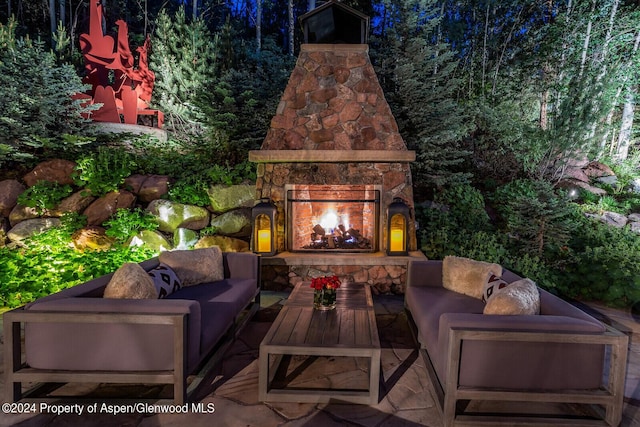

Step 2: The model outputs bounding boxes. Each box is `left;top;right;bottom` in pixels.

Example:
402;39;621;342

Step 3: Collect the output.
249;43;424;293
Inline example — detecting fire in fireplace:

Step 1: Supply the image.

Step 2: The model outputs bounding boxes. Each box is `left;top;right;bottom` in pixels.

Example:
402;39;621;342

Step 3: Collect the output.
286;184;380;252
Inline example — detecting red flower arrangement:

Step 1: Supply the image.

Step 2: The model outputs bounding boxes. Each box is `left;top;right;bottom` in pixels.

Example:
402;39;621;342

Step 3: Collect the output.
310;275;341;291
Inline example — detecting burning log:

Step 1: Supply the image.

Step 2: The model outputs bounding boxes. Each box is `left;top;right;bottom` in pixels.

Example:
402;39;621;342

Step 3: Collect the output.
313;224;325;236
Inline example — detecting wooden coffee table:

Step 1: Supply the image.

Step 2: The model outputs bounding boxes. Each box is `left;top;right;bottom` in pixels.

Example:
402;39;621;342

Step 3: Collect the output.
258;282;381;404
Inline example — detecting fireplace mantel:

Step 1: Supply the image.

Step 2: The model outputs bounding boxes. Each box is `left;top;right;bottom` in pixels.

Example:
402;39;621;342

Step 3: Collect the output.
249;150;415;163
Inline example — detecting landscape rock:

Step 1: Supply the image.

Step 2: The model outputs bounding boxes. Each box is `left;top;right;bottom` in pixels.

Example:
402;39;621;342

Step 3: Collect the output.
209;208;252;237
128;229;172;252
630;222;640;234
7;218;61;242
83;190;136;225
558;179;607;196
52;190;95;216
602;211;628;228
137;175;170;203
173;228;199;250
584;161;615;178
71;226;114;251
8;204;40;227
123;174;147;194
0;217;8;247
596;175;618;187
564;167;590;183
631;178;640;194
146;199;210;233
628;213;640;223
195;235;250;252
0;179;26;217
207;184;256;213
23;159;76;187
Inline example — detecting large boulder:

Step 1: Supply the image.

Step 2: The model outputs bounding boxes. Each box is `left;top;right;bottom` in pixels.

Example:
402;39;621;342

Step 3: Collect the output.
146;199;210;233
71;226;114;251
207;184;256;213
603;211;627;228
0;217;8;247
0;180;26;217
209;208;252;237
195;235;250;252
7;218;61;242
51;190;96;216
83;190;136;226
173;228;199;250
557;179;607;197
128;229;172;252
9;204;40;227
23;159;76;187
583;161;615;178
139;175;170;202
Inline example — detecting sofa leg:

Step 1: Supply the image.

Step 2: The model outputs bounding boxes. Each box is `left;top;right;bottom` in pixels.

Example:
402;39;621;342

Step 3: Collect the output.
4;314;22;402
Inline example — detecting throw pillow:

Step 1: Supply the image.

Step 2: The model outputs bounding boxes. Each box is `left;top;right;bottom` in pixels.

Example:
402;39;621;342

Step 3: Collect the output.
442;256;502;300
482;273;509;303
483;278;540;315
159;246;224;287
103;263;158;299
148;263;182;299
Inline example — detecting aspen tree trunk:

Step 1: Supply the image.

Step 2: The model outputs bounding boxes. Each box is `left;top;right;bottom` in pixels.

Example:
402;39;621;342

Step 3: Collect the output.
49;0;56;44
615;30;640;161
193;0;197;19
308;0;316;11
256;0;261;52
481;2;489;94
288;0;294;56
59;0;65;28
579;1;595;78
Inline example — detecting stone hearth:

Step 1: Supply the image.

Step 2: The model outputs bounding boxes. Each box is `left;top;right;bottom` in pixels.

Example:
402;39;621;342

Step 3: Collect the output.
250;44;425;293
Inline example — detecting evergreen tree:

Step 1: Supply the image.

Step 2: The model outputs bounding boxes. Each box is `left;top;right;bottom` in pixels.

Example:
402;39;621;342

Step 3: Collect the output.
150;6;217;138
0;19;89;163
374;0;471;189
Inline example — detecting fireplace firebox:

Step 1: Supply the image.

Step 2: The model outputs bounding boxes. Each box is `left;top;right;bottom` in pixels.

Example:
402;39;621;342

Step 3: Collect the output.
286;184;380;252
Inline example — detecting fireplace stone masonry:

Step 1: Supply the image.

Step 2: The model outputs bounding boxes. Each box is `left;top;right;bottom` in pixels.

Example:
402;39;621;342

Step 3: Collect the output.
249;44;424;294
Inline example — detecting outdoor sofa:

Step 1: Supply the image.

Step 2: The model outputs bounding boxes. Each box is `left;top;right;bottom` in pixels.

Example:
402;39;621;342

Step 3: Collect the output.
4;249;260;404
404;258;628;426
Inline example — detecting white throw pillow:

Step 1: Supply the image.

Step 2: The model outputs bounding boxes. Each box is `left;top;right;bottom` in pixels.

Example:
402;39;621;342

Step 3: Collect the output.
483;278;540;315
442;256;502;300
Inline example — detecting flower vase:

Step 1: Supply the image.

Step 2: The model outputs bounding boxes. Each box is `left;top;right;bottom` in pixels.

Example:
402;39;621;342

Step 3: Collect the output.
313;288;337;310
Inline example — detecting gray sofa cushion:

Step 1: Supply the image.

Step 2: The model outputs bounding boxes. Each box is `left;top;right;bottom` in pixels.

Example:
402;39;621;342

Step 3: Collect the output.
166;278;257;352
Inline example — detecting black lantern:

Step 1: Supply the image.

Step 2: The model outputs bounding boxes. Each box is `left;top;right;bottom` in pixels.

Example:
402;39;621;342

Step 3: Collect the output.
387;198;409;256
251;198;277;256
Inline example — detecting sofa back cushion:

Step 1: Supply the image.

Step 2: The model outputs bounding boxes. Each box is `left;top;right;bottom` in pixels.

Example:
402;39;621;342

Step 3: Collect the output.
159;246;224;286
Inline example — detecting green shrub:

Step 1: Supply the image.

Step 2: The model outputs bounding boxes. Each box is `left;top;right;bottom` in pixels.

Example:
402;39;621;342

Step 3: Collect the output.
564;217;640;307
0;226;156;308
73;146;136;196
17;180;73;214
103;208;159;244
492;179;576;257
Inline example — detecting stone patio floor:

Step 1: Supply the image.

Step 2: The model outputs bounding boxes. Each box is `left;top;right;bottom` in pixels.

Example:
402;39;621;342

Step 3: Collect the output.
0;291;639;427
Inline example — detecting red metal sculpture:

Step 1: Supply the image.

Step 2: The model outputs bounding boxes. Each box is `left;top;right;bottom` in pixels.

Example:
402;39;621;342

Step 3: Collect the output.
78;0;163;128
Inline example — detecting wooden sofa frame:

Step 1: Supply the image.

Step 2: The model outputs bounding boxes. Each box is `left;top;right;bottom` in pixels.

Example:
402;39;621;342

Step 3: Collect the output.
4;287;260;404
406;309;628;426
